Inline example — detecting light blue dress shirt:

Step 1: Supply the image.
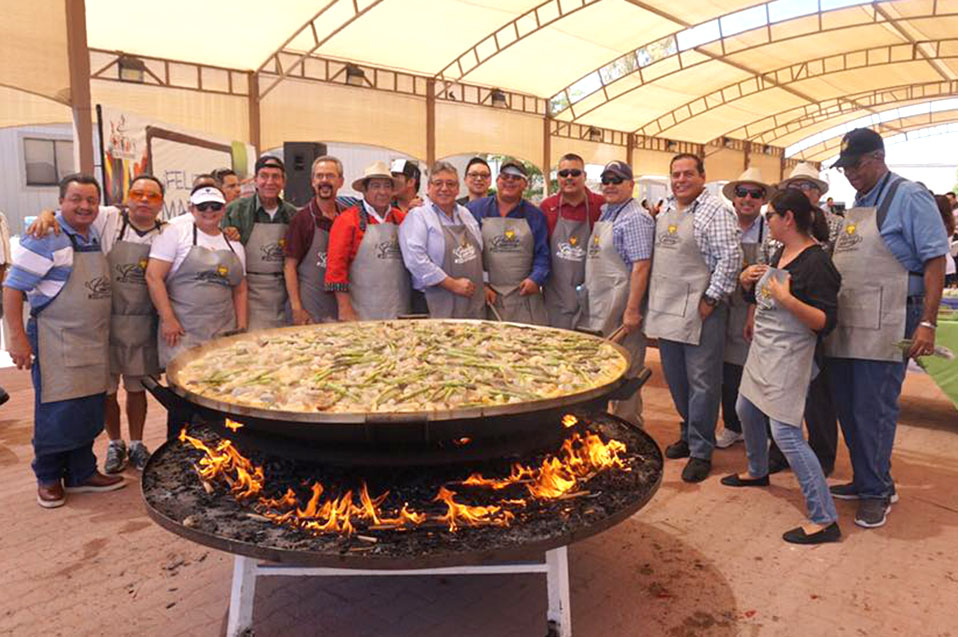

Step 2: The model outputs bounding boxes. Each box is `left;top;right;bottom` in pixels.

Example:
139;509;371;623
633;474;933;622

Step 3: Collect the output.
399;201;483;291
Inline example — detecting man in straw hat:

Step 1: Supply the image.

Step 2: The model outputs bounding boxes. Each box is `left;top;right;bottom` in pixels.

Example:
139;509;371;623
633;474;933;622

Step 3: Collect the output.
715;168;775;450
779;161;842;254
325;161;410;321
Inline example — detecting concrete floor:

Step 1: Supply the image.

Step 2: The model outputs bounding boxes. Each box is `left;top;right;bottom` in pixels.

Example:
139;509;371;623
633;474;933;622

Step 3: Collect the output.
0;350;956;637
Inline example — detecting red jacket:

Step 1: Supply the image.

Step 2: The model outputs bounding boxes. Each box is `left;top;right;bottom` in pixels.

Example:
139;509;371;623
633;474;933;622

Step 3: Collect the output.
324;204;405;291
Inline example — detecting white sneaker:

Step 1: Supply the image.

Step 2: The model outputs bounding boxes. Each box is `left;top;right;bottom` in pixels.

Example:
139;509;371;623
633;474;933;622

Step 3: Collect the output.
715;429;744;449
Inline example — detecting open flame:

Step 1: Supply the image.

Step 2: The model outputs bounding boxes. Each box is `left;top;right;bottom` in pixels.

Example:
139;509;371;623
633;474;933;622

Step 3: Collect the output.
178;413;629;538
224;419;244;432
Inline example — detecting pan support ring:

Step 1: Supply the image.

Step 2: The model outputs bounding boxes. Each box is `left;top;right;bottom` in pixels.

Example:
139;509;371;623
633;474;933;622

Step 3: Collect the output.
226;547;571;637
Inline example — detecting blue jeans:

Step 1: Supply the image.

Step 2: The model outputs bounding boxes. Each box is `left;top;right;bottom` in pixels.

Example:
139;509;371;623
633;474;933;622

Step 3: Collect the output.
32;444;97;486
828;300;922;499
737;394;838;525
658;303;727;460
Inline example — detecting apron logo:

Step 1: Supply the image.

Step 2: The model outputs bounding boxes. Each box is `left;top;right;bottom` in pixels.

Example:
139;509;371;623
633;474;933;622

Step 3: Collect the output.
556;241;586;262
84;275;111;300
195;265;232;287
491;232;522;252
657;223;681;248
569;235;579;246
757;285;776;311
260;243;285;262
376;241;402;260
316;251;328;269
453;243;478;265
834;222;862;253
588;235;602;257
115;263;147;285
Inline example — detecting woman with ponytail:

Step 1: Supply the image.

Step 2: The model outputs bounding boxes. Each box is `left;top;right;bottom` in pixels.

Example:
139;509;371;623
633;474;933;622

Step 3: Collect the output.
722;188;843;545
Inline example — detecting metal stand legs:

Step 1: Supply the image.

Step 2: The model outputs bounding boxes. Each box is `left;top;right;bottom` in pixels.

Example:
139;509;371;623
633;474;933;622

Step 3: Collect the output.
226;546;572;637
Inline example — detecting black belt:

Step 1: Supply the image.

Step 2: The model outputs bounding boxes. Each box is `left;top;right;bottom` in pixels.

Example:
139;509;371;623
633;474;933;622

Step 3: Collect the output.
247;271;284;277
907;295;925;305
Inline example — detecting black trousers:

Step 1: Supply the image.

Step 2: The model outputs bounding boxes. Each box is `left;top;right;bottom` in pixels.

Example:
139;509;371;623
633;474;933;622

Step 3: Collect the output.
720;362;743;433
769;363;838;474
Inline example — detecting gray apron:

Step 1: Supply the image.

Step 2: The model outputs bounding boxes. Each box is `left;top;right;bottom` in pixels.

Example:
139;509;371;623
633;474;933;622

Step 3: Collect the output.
739;267;817;426
423;208;484;319
159;226;244;368
544;198;591;329
348;211;411;320
724;218;765;366
37;235;111;403
296;224;337;322
108;214;163;377
482;215;548;325
644;206;711;345
246;221;288;329
824;178;908;362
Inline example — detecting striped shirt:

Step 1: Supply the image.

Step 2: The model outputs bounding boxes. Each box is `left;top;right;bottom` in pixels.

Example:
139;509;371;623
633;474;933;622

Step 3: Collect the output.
599;198;655;266
662;189;742;300
4;212;103;314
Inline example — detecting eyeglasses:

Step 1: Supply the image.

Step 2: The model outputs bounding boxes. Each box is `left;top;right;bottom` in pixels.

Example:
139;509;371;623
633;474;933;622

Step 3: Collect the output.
466;171;491;180
558;169;583;178
786;181;817;192
734;186;766;199
499;174;524;182
195;202;224;212
430;180;458;189
601;175;626;185
128;190;162;203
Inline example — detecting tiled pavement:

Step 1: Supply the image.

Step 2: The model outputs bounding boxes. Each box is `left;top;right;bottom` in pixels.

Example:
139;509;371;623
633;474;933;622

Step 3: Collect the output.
1;350;956;636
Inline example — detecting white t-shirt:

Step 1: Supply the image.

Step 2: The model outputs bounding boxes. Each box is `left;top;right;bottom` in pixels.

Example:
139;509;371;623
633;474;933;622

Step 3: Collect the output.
93;206;165;253
149;221;246;277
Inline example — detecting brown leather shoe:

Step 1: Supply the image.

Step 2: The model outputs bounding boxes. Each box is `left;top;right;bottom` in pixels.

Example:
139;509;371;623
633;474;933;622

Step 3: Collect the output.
64;471;126;493
37;482;66;508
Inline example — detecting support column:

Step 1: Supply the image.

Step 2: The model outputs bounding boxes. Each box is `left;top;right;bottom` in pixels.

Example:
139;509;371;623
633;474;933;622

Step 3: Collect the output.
248;72;261;157
626;133;635;169
65;0;94;174
426;79;436;167
743;142;751;170
780;153;787;182
543;117;552;196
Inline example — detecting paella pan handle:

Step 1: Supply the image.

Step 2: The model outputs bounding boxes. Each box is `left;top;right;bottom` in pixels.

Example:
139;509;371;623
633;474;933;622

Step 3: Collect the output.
142;375;191;413
485;300;504;322
606;367;652;400
397;314;431;320
575;324;627;343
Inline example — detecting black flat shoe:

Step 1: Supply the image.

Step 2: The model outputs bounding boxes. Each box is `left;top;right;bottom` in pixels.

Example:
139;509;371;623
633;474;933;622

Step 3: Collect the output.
720;473;770;487
665;439;690;459
782;522;841;545
681;457;711;483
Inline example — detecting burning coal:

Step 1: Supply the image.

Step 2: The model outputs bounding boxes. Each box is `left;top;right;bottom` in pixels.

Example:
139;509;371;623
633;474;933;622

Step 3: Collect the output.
178;415;630;537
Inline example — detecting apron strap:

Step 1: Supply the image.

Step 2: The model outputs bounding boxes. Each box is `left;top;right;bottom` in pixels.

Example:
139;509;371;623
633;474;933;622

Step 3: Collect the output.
192;223;235;254
875;176;904;231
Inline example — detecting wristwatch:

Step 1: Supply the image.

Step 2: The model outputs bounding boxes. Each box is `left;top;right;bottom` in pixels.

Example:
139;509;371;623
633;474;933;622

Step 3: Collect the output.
919;320;937;330
701;294;718;307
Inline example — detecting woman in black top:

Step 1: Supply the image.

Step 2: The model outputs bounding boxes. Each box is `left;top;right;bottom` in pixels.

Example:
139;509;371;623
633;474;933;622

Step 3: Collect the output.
721;189;843;545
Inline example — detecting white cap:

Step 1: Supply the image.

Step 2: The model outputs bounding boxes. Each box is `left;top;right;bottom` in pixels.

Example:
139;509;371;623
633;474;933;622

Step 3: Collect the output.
190;186;226;205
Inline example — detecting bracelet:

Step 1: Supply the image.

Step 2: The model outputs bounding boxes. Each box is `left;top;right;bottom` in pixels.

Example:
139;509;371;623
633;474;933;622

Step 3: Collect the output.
919;320;937;330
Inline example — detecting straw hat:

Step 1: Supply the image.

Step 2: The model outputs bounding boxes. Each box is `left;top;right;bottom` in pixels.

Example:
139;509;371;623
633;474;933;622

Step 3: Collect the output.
721;167;776;201
778;162;828;195
351;161;403;192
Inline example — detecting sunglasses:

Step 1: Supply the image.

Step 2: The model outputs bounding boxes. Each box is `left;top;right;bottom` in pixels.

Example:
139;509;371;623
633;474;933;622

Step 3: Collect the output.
195;202;224;212
558;169;583;178
734;186;766;199
601;175;625;185
128;190;162;203
787;181;817;192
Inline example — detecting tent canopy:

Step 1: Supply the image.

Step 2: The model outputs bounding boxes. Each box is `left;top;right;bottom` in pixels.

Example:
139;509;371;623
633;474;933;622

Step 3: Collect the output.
4;0;957;171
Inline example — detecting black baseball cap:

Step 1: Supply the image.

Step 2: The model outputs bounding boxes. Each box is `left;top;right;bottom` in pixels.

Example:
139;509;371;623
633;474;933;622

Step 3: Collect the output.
831;128;884;169
601;160;633;181
255;154;285;174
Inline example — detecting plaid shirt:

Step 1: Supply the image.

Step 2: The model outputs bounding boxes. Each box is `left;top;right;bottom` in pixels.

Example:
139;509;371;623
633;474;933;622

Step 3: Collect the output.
599;198;655;266
662;189;742;300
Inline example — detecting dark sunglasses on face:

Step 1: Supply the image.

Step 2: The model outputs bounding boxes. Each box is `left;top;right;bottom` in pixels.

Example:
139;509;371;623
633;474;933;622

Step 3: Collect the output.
787;181;816;192
601;175;625;185
196;202;224;212
734;186;765;199
558;169;583;178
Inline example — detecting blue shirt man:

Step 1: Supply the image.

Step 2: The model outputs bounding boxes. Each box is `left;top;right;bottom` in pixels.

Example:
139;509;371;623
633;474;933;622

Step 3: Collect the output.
466;196;550;287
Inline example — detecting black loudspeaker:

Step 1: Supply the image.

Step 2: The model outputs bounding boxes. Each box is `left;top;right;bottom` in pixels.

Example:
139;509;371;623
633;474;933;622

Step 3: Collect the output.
283;142;327;207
